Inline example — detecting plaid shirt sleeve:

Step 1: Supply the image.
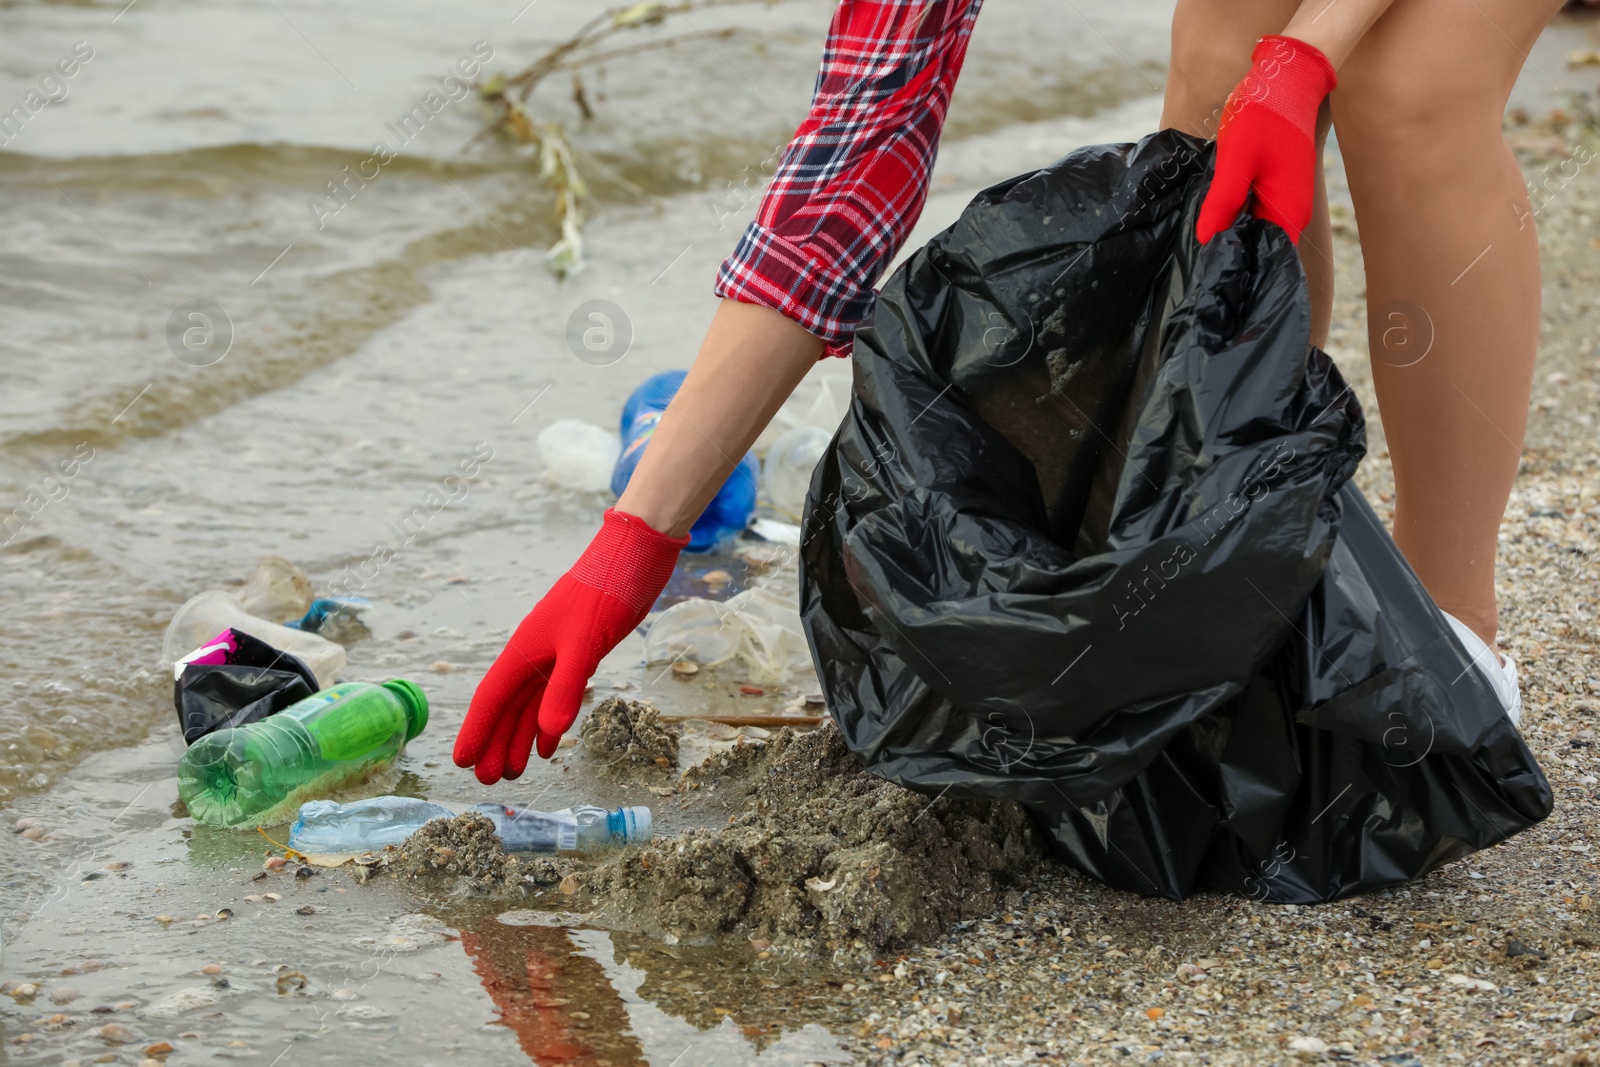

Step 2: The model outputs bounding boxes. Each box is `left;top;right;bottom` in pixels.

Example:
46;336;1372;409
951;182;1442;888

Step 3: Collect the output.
715;0;985;359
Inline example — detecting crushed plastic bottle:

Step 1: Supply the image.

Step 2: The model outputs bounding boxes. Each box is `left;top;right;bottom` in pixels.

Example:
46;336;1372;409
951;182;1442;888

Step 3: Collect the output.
612;371;758;552
646;587;814;685
177;679;428;827
470;803;652;853
761;425;832;518
289;796;452;853
238;556;315;622
163;589;346;687
538;418;621;494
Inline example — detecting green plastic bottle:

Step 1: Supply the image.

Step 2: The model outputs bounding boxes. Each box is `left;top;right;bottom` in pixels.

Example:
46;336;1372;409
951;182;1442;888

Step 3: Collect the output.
178;680;428;827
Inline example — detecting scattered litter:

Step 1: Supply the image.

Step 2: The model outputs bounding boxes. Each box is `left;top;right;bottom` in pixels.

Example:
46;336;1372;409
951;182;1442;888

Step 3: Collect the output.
646;587;813;686
171;627;319;745
163;589;346;687
177;679;428;827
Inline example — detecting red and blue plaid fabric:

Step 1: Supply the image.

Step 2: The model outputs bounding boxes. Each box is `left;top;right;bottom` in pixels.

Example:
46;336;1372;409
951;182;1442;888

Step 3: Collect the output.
715;0;985;359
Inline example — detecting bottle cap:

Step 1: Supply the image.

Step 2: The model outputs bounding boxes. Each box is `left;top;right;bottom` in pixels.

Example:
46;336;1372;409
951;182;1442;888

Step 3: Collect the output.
381;680;430;741
621;806;652;844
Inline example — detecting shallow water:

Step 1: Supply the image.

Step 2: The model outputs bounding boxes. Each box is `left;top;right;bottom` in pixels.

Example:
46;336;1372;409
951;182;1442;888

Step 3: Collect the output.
0;0;1180;1059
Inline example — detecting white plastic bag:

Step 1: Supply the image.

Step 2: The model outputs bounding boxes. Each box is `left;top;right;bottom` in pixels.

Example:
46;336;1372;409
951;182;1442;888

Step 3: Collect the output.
537;419;620;494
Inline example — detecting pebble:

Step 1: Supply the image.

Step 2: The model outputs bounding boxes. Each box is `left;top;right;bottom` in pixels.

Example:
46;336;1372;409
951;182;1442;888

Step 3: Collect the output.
49;985;79;1004
140;1060;163;1067
296;905;317;915
263;893;281;902
144;1041;174;1055
671;661;700;677
431;661;457;673
263;856;289;871
11;983;38;998
14;816;37;831
201;964;223;975
98;1023;137;1043
21;826;46;840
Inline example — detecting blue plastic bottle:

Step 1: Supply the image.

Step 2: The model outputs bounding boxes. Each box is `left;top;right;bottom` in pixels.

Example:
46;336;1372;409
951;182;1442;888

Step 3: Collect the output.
611;370;758;552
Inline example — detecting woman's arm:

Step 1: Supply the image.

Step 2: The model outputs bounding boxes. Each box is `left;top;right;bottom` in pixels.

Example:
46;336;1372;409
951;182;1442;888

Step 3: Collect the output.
455;1;986;780
616;299;822;537
623;0;988;532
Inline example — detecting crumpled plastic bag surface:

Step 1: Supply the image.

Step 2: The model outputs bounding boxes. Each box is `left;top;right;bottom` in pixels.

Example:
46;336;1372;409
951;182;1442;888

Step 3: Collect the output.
173;627;320;745
799;130;1551;902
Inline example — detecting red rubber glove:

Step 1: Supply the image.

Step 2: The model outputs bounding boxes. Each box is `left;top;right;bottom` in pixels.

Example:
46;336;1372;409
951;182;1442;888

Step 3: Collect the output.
453;508;687;783
1196;35;1337;246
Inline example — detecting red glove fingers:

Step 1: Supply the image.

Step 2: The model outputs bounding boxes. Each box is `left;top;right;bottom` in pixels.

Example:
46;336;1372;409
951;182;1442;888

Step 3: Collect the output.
453;508;688;784
1195;35;1337;246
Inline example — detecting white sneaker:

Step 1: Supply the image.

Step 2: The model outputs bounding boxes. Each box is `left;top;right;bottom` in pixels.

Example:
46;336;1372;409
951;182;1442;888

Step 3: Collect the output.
1443;611;1522;726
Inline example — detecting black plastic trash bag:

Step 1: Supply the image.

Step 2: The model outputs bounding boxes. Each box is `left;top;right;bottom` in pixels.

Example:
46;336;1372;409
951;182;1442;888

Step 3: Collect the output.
173;627;319;745
800;130;1552;903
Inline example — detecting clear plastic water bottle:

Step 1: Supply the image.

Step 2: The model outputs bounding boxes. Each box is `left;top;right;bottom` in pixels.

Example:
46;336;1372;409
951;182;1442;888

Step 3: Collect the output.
177;680;428;827
289;796;452;852
611;370;758;552
470;803;652;853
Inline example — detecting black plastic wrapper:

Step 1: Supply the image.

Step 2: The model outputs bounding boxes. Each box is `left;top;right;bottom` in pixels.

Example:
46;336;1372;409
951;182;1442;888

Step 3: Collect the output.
174;627;319;745
799;130;1552;903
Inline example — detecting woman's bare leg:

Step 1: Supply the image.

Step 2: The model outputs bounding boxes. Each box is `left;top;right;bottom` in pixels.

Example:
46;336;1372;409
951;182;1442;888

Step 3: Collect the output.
1161;0;1336;348
1333;0;1563;653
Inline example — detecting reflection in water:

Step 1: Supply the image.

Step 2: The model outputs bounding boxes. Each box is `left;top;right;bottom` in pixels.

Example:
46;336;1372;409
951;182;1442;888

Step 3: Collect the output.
455;908;855;1066
461;921;647;1066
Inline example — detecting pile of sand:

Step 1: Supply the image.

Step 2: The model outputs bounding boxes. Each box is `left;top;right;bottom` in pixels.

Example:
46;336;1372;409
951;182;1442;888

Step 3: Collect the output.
394;706;1044;959
396;812;575;894
579;697;680;768
576;726;1044;959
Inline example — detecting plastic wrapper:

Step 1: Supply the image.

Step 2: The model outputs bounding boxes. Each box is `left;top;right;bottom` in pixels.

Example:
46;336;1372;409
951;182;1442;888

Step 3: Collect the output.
799;130;1552;902
647;588;815;686
172;627;320;745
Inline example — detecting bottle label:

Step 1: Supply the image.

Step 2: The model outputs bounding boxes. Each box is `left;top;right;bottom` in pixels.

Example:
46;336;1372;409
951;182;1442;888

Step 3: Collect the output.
281;682;400;762
484;805;578;851
306;711;400;763
619;410;663;466
280;682;367;722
